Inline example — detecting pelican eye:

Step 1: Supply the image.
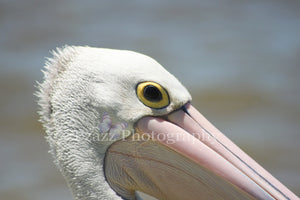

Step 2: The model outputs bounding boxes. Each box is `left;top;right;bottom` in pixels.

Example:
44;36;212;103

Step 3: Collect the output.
143;85;162;102
136;82;170;109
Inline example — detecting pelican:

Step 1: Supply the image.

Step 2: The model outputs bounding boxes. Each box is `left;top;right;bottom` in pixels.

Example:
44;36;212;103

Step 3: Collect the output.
37;46;298;200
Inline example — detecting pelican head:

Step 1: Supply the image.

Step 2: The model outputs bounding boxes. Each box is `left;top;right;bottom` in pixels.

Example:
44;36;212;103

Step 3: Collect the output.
37;46;298;200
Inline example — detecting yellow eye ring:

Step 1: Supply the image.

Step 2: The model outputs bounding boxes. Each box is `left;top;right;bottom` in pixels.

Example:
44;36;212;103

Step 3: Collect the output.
136;81;170;109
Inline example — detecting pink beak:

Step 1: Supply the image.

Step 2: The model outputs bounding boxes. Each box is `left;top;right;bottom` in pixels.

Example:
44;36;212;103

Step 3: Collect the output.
105;103;298;200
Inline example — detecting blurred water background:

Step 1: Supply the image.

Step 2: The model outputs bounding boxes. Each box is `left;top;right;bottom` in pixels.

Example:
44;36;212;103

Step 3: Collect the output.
0;0;299;199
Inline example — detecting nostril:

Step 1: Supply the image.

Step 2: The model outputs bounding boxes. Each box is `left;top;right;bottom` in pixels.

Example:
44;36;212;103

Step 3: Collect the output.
181;104;191;117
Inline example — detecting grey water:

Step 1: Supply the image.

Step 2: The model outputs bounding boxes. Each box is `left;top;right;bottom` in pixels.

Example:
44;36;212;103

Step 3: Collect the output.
0;0;299;199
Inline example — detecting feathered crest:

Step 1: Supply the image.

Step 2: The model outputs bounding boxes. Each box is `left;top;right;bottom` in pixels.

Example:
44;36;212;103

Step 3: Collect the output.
36;45;78;125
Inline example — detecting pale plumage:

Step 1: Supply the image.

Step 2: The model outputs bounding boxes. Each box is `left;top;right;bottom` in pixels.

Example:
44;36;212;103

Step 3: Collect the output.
37;46;298;200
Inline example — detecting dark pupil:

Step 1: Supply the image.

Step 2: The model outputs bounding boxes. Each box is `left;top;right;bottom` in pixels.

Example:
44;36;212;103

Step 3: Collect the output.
143;85;162;102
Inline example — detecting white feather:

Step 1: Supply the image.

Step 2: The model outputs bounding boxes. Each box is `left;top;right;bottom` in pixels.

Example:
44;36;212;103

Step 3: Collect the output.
37;46;191;200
